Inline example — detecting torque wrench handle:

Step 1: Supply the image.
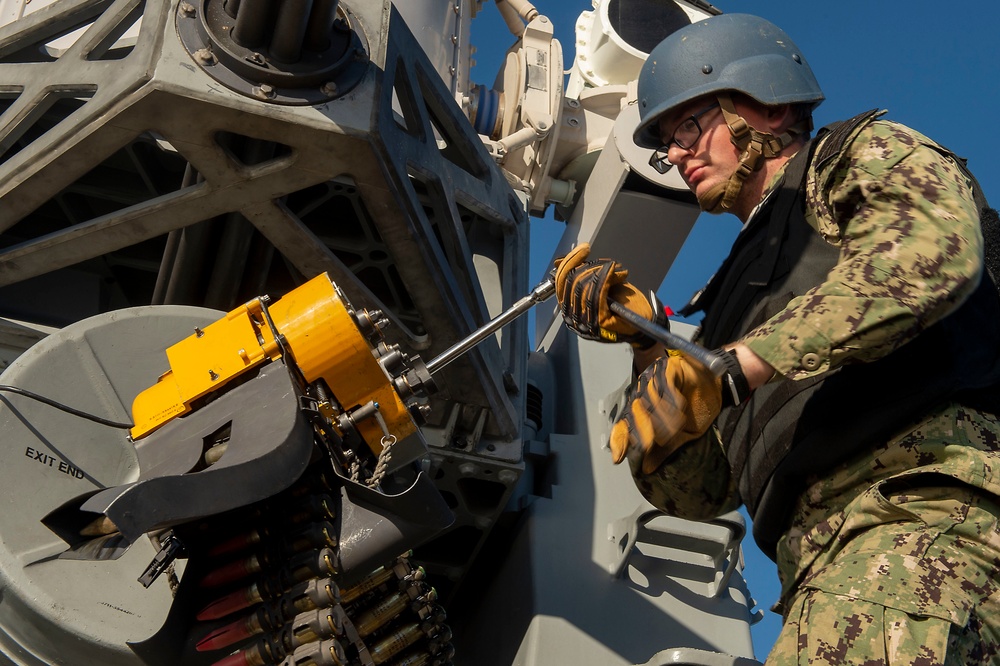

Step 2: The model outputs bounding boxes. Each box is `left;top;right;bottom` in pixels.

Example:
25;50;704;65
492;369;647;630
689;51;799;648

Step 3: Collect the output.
608;300;727;377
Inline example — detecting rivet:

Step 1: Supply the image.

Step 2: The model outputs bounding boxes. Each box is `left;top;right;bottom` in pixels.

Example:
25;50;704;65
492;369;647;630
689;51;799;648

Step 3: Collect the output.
792;53;802;63
209;370;220;381
702;64;713;75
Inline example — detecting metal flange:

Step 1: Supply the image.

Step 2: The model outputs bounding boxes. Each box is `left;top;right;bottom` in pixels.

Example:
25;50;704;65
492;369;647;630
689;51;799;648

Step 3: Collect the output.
176;0;370;105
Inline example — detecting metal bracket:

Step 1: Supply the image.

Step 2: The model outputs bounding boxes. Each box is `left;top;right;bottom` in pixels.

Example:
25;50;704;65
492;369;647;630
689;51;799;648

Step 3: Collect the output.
138;531;186;588
609;507;746;599
637;647;762;666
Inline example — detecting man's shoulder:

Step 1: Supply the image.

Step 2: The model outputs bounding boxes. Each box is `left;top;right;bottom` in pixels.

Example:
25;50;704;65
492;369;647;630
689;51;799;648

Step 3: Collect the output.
810;114;949;185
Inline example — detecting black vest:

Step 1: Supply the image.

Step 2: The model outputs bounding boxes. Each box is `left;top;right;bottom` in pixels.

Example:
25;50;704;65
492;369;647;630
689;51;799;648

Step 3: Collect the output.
683;111;1000;559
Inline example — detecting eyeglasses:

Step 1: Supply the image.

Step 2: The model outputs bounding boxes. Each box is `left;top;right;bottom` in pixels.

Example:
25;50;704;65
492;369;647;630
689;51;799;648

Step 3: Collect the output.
648;102;721;174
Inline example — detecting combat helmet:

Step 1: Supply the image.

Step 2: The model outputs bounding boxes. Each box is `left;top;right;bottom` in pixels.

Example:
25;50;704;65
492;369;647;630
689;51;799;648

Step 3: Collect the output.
633;14;824;213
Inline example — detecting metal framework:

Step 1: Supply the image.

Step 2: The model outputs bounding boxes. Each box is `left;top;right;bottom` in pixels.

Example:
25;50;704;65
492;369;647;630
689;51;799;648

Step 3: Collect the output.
0;0;530;610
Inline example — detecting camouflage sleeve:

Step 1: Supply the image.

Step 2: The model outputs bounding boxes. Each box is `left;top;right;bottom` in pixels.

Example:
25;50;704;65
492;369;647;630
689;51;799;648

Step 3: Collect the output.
741;121;982;380
629;427;741;520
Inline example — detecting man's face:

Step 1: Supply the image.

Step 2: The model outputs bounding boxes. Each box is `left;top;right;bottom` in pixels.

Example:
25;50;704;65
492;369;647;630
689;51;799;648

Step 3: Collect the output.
656;96;734;208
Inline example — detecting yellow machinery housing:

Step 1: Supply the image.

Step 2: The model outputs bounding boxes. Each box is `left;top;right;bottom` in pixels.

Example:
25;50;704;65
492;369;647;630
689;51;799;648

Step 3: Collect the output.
130;273;417;453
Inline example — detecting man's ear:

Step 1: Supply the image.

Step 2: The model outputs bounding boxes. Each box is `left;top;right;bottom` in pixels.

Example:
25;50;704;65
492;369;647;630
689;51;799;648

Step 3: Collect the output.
766;104;796;134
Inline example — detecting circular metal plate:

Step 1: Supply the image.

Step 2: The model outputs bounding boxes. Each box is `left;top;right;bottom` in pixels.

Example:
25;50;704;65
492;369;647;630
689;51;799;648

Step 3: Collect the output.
0;306;220;665
176;0;370;106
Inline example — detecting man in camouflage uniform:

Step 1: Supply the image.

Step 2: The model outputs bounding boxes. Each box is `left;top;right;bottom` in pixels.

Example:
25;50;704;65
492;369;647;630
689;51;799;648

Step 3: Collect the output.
554;13;1000;665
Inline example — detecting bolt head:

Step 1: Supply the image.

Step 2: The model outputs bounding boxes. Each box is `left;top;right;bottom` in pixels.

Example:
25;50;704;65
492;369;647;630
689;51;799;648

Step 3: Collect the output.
194;48;216;65
252;84;276;100
498;470;518;485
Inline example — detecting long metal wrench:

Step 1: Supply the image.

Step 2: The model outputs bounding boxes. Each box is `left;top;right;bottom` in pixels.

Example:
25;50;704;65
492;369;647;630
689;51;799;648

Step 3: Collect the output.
424;276;726;378
608;300;727;376
425;277;556;375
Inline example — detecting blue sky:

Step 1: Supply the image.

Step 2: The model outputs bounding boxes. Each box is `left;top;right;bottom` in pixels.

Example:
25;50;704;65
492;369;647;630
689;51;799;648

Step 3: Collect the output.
470;1;1000;660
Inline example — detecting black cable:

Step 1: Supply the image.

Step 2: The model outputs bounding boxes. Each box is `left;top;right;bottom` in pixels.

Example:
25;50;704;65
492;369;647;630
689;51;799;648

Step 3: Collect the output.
0;385;134;429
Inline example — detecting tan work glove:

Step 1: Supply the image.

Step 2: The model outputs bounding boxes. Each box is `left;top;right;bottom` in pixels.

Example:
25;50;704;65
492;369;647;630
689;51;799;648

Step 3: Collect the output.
553;243;657;347
610;352;722;474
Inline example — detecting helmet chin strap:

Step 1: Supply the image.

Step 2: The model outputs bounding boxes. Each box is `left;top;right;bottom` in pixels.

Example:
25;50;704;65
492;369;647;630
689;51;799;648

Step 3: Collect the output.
698;93;812;214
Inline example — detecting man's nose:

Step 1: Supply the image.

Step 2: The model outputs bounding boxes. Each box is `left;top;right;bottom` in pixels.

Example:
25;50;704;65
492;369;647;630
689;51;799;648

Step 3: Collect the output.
666;143;691;168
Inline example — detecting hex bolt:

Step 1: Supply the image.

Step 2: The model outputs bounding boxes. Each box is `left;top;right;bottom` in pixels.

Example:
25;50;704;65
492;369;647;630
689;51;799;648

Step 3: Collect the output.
179;2;196;17
321;81;338;96
252;83;276;100
194;48;216;66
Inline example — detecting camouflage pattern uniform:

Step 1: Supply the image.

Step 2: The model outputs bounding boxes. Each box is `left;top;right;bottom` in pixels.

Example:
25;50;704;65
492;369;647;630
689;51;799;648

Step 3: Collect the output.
631;117;1000;664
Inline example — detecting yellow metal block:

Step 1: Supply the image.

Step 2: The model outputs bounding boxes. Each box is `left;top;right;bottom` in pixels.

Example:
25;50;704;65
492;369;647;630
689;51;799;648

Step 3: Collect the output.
130;299;279;439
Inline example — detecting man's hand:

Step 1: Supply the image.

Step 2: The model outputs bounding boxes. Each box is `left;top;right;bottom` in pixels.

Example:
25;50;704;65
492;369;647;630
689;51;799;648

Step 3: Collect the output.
610;352;722;474
553;243;656;347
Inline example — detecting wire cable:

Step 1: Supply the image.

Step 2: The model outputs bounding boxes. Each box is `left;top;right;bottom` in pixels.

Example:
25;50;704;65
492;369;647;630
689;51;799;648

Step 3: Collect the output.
0;385;134;429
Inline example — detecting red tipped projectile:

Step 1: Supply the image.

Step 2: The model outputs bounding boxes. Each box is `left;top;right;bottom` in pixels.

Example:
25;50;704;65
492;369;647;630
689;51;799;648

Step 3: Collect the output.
196;588;258;621
206;530;263;558
195;620;254;652
200;556;262;588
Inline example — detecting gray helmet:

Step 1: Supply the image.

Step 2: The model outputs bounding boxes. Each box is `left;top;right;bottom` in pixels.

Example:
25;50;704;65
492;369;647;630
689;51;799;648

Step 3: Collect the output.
634;14;824;148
